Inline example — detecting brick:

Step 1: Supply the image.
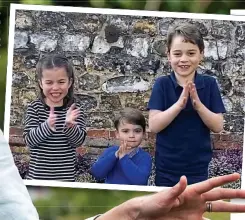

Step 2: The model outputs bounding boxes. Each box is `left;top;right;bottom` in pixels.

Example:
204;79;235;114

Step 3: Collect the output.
76;146;88;155
9;135;25;146
10;127;24;136
220;133;232;141
109;130;117;138
213;141;234;150
147;132;156;140
211;133;220;142
87;129;109;138
232;142;243;149
83;137;109;147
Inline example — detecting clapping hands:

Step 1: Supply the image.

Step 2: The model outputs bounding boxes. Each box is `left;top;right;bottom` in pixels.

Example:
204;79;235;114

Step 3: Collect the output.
65;103;80;128
176;81;203;111
47;107;56;131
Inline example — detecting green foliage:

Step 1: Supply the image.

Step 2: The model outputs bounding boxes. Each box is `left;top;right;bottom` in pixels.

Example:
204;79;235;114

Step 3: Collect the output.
0;49;7;130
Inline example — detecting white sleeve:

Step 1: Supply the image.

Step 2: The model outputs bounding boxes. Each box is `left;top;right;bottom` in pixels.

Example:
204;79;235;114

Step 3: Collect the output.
0;130;39;220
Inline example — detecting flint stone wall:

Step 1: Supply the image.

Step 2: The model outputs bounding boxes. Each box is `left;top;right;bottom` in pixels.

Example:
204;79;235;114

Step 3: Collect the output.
10;10;244;188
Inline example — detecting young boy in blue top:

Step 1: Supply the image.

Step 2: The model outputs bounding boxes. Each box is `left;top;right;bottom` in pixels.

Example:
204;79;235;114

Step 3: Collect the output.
148;23;226;187
91;108;152;185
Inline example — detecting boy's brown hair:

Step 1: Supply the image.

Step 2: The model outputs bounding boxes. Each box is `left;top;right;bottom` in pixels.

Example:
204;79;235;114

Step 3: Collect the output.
114;108;146;132
167;23;204;53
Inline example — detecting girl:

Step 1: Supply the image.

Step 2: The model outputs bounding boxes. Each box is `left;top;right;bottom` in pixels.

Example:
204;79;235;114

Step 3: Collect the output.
23;54;87;182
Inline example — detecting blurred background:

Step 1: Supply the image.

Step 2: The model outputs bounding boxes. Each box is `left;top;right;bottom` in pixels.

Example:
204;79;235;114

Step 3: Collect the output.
1;0;245;220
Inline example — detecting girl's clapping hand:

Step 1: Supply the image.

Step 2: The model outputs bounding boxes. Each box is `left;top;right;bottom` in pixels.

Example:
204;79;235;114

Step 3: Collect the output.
65;103;80;128
47;107;56;131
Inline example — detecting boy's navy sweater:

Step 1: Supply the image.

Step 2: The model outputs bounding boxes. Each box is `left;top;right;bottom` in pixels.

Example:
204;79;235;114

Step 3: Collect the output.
91;146;152;185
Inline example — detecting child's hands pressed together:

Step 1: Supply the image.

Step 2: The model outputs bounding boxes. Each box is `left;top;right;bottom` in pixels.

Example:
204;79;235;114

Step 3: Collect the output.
65;103;80;128
176;82;189;109
189;82;203;111
47;107;56;131
116;140;129;159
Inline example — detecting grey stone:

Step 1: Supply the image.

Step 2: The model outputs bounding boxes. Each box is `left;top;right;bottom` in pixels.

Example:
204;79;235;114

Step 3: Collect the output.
102;76;150;93
14;32;28;49
158;18;175;36
233;78;245;96
190;20;209;37
84;55;161;75
83;137;109;147
204;40;218;60
240;98;245;113
12;72;30;87
222;58;245;78
10;107;25;126
78;73;100;91
30;34;57;52
153;39;167;56
235;25;245;47
224;114;244;132
75;94;97;111
15;12;34;29
211;21;232;39
126;38;149;58
24;55;39;68
65;13;104;33
215;75;232;96
107;15;132;34
61;34;90;52
124;92;151;111
86;112;113;128
32;11;68;32
100;94;122;111
222;96;233;112
19;89;37;107
217;41;228;59
91;35;124;54
92;36;110;54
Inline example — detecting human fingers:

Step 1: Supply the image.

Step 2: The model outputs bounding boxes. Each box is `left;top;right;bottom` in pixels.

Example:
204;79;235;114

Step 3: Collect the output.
71;110;80;119
157;176;187;208
50;106;55;116
119;141;124;153
207;200;245;213
71;108;80;114
203;187;245;201
181;83;189;98
182;97;187;108
193;173;240;194
70;103;76;111
123;140;128;152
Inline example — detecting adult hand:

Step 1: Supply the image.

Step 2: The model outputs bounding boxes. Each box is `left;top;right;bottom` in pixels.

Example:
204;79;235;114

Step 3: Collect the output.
96;173;245;220
135;173;244;220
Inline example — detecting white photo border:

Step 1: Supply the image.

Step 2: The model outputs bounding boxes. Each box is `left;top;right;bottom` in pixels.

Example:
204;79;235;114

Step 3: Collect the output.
4;4;245;196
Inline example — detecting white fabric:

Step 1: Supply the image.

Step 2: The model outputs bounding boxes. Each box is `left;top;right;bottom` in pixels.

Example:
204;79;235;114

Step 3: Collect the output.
0;130;39;220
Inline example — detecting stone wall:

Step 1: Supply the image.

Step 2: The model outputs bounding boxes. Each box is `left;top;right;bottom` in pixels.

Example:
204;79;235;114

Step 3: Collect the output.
10;9;244;187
